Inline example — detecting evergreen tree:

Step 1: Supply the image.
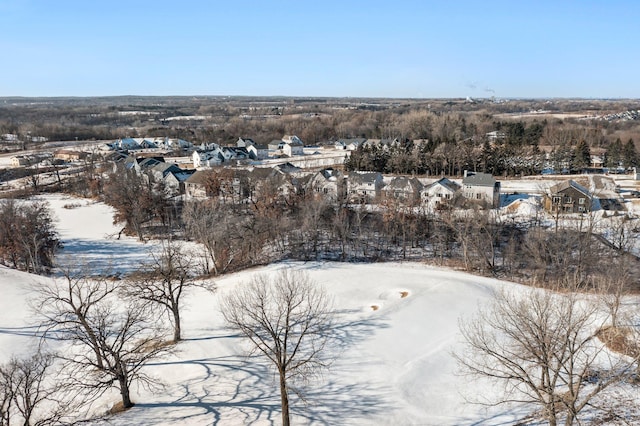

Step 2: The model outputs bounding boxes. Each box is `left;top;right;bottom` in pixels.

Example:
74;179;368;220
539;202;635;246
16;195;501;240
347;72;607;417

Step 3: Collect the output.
606;138;623;168
623;138;638;169
573;140;591;170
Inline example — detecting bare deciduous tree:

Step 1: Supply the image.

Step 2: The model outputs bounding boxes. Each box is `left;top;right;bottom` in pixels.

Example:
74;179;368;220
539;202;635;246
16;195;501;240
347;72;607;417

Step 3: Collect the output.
123;241;212;342
35;271;170;409
60;300;169;409
221;269;334;426
0;351;74;426
35;270;117;370
458;287;636;426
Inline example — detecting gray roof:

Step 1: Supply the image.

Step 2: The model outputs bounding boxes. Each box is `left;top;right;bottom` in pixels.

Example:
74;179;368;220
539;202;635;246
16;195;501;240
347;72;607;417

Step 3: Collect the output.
349;171;381;184
549;180;592;197
462;172;497;187
338;138;366;145
386;176;423;191
427;177;460;193
185;170;212;185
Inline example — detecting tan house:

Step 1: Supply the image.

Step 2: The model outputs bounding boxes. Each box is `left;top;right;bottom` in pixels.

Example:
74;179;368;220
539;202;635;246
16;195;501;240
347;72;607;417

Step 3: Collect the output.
53;149;89;162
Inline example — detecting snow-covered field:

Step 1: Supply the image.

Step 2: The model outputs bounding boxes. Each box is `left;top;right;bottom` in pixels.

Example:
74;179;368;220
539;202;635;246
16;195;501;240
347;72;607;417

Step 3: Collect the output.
1;193;638;425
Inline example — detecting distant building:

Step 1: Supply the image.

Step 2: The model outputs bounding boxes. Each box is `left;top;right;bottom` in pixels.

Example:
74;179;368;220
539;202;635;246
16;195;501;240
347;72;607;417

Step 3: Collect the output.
54;149;89;162
461;171;501;208
11;155;30;167
543;180;592;213
347;171;384;202
486;131;506;141
421;177;461;209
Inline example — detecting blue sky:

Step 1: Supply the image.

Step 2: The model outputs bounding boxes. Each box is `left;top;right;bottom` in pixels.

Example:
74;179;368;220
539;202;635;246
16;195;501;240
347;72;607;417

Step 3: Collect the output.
1;0;638;98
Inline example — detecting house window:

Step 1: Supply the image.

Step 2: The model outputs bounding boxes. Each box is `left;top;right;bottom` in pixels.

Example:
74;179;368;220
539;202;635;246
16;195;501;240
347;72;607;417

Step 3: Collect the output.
437;193;443;198
564;196;572;203
323;188;328;194
476;193;482;200
552;196;561;204
578;206;585;212
445;194;451;200
579;198;585;204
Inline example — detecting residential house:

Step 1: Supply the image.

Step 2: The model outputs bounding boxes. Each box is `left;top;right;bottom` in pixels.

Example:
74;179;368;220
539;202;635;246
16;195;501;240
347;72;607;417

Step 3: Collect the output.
383;176;423;204
236;137;255;148
148;162;185;194
223;146;250;161
10;153;52;168
543;180;592;213
421;177;461;209
347;171;384;202
237;137;268;159
307;168;347;201
461;171;501;208
335;138;366;151
11;155;30;167
184;170;213;199
114;138;142;150
192;147;225;168
53;149;89;162
269;135;304;157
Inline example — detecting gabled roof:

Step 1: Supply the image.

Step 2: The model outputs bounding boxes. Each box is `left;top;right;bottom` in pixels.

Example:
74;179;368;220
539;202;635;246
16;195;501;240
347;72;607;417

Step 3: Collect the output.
386;176;423;191
151;162;182;176
338;138;367;145
250;167;281;180
462;171;497;187
171;170;196;182
549;180;592;198
138;157;163;170
276;162;302;174
349;171;382;184
426;177;461;193
185;170;213;185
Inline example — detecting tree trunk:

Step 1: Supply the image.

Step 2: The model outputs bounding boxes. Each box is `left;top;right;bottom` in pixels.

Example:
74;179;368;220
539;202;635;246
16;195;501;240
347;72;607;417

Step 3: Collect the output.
279;369;290;426
118;375;133;409
172;308;181;342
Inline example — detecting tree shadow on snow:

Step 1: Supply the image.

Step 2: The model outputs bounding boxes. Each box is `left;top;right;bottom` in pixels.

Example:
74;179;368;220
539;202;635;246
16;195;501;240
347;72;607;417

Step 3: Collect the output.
132;312;391;425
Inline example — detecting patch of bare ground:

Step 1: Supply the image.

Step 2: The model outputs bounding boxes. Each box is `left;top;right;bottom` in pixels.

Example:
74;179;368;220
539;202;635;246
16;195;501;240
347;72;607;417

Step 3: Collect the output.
108;401;134;415
596;326;640;358
370;304;379;311
400;291;409;298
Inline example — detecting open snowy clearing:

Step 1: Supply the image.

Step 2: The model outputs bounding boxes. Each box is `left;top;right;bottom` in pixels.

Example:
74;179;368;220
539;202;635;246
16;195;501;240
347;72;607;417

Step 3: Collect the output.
0;261;532;425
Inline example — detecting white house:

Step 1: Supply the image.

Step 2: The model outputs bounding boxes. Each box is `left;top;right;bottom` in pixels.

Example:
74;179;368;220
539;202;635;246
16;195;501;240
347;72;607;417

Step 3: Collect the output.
193;148;224;168
421;177;461;209
335;138;366;151
461;171;501;208
269;135;304;157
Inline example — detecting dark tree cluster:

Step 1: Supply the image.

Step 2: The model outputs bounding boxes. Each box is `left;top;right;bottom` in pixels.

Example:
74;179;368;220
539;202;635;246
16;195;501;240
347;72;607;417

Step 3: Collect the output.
0;200;58;274
102;165;179;241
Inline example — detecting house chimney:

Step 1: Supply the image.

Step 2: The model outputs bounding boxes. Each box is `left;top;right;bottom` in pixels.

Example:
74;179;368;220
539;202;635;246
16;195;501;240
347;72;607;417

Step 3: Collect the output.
463;170;468;178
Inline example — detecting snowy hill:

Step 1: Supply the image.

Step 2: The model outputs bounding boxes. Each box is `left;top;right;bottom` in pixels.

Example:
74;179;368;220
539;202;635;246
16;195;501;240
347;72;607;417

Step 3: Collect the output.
1;194;638;425
0;261;528;425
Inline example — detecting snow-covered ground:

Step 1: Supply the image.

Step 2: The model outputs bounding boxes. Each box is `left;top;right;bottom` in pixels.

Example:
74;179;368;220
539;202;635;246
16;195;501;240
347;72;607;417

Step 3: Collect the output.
1;192;639;425
0;194;533;425
37;194;161;275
